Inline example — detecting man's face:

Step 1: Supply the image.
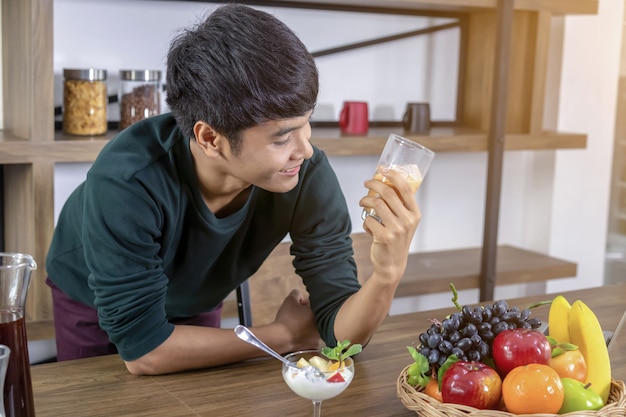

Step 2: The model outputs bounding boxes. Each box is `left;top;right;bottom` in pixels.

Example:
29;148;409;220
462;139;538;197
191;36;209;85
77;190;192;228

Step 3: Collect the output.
228;111;314;193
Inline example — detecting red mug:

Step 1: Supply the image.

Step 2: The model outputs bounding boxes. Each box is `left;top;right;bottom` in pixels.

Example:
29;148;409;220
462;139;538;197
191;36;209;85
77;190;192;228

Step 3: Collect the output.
339;101;369;135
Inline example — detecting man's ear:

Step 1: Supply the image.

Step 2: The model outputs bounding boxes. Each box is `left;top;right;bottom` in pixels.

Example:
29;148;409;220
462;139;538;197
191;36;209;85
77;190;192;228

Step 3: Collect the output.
193;121;225;157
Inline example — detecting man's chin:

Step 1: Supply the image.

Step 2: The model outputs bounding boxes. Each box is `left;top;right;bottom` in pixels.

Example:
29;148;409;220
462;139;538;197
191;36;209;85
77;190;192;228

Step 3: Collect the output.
259;178;299;194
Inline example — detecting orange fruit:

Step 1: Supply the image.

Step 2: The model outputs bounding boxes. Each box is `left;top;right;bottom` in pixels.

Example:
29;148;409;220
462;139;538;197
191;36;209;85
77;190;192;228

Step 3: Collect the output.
424;378;443;402
502;364;564;414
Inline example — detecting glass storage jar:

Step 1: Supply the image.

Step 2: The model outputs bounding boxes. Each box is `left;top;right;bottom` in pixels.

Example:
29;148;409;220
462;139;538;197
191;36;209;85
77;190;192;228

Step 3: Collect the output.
119;69;162;130
63;68;108;136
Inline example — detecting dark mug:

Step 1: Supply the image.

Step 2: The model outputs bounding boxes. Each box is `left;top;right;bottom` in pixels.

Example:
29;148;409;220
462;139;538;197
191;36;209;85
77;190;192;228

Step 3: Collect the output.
402;102;431;133
339;101;369;135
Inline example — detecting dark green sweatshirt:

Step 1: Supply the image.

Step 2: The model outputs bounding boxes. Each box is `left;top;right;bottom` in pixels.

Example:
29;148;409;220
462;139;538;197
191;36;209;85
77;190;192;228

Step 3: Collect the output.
47;113;361;361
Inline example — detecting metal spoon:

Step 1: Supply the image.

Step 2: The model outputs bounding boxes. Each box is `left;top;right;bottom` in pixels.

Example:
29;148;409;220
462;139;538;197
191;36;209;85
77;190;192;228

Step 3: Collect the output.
234;325;325;379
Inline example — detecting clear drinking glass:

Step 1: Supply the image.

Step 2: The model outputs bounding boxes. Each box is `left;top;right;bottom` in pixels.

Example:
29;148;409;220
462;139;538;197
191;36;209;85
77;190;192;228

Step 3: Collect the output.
0;345;9;417
282;350;355;417
362;133;435;222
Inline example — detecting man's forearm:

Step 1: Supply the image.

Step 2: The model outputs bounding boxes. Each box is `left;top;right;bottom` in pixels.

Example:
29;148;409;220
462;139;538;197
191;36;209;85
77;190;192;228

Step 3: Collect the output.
333;273;400;345
124;323;293;375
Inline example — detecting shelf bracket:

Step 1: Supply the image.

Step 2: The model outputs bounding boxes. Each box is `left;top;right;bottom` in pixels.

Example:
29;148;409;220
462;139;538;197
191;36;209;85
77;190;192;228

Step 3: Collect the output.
311;22;460;58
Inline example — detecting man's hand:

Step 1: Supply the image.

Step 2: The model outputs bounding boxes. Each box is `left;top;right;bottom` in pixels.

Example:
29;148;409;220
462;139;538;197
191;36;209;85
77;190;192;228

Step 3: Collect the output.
274;289;324;352
360;169;420;283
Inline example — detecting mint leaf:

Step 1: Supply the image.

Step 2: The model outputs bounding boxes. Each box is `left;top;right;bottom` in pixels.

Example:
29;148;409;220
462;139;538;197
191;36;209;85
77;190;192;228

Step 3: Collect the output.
321;340;362;363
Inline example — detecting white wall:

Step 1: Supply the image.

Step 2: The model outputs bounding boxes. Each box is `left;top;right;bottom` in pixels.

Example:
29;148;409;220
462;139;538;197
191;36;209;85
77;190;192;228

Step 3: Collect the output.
546;1;624;295
52;0;623;312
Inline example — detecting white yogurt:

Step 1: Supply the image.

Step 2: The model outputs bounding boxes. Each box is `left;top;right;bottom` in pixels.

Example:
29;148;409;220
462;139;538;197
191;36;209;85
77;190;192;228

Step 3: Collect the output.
283;366;354;401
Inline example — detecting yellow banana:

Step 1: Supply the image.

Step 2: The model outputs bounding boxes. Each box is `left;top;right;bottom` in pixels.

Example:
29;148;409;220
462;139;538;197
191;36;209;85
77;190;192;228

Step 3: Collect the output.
548;294;572;343
569;299;612;403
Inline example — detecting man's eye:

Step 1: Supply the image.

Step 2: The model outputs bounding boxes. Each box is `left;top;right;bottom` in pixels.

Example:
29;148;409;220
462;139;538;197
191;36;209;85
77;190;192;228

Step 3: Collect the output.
275;136;291;146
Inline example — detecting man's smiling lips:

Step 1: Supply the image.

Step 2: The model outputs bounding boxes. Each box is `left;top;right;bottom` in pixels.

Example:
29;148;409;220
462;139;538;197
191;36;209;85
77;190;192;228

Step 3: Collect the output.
279;165;301;176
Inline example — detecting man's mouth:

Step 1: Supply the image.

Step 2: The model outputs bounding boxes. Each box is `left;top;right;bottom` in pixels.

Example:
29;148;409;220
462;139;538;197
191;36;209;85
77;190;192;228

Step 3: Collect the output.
280;165;300;175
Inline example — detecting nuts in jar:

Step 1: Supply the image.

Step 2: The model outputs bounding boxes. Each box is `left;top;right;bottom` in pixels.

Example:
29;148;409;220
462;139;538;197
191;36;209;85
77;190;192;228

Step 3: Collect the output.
63;68;108;136
119;69;162;130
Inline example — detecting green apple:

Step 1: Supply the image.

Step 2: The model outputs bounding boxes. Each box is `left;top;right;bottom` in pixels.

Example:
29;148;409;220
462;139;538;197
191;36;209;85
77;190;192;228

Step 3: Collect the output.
558;378;604;414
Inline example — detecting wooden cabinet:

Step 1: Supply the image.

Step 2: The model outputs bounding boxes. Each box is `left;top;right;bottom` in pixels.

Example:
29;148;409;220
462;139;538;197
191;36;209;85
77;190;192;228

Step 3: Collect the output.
1;0;598;328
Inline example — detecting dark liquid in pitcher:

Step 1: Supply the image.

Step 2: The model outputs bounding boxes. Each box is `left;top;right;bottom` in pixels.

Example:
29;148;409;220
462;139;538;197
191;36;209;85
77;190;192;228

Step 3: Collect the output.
0;313;35;417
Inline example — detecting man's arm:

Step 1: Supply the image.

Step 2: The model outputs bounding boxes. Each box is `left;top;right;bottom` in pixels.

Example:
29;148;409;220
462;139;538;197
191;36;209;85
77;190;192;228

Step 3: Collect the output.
124;289;323;375
334;169;421;344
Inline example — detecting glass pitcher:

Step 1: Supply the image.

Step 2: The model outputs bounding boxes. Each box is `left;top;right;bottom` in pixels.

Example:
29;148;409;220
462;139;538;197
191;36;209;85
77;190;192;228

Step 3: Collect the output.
0;253;36;417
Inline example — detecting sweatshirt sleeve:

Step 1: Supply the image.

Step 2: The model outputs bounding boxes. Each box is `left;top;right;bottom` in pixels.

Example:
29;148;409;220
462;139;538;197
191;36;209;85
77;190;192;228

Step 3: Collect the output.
81;169;174;361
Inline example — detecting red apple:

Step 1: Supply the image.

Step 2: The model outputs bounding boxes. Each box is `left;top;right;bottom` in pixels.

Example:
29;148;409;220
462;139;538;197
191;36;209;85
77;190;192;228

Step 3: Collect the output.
441;361;502;409
492;328;551;376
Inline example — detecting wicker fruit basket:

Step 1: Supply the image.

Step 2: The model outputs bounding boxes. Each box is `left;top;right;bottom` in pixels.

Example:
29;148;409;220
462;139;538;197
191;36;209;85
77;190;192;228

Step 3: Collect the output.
397;364;626;417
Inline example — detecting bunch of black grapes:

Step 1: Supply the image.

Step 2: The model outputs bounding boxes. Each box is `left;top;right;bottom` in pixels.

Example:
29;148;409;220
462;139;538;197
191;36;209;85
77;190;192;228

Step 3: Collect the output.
417;299;543;368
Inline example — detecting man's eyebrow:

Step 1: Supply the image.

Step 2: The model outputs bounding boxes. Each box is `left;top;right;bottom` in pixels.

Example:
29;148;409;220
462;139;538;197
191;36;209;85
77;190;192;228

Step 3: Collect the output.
272;125;299;137
272;115;312;137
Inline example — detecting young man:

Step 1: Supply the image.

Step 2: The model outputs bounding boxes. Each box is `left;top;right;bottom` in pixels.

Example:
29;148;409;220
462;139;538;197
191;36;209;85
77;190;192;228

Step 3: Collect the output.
46;4;420;375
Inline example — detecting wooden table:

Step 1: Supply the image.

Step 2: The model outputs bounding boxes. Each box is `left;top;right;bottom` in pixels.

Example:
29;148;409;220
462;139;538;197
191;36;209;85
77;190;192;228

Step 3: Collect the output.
31;284;626;416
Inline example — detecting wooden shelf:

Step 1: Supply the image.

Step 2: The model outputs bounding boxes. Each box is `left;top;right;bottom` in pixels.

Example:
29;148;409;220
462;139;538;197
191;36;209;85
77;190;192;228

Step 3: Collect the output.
0;131;110;164
397;244;576;298
221;241;577;321
0;127;586;163
26;320;55;342
310;127;586;156
226;0;598;15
